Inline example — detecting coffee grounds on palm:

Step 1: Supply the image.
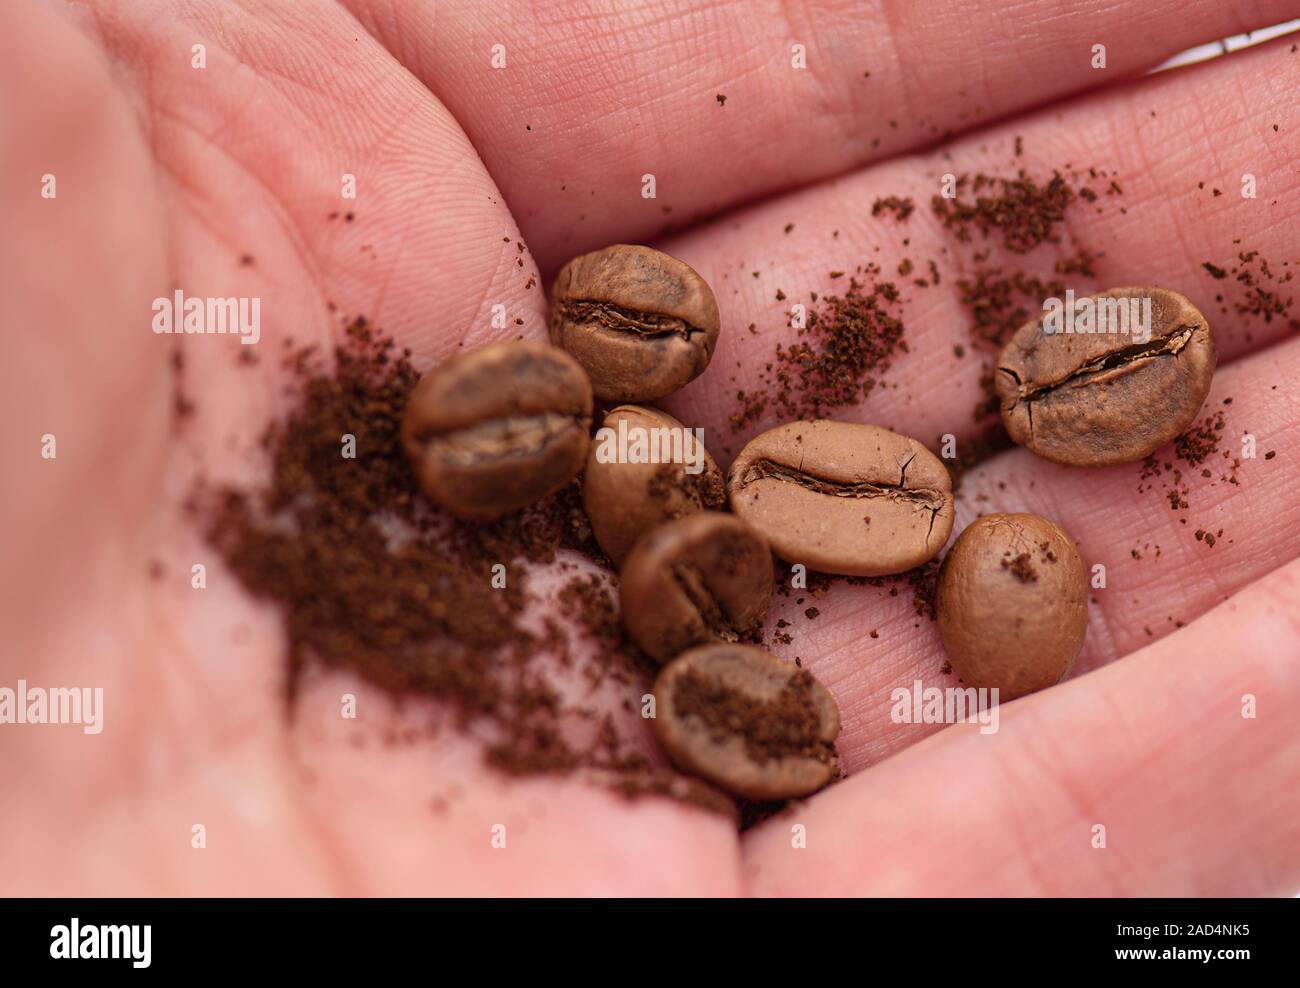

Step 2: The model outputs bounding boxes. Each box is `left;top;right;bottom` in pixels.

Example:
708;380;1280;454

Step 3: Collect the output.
1137;405;1240;545
1202;248;1300;333
872;195;915;221
731;269;907;430
931;169;1077;254
202;318;730;813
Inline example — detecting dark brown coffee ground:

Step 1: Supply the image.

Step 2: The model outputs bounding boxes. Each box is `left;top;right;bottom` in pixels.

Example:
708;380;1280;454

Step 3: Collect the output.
931;170;1076;254
1137;406;1240;549
672;668;836;766
872;195;915;221
645;462;726;512
731;269;907;429
1203;248;1300;333
202;319;730;811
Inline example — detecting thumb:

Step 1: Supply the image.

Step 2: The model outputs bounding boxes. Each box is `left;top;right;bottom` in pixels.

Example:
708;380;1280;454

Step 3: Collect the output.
0;1;169;667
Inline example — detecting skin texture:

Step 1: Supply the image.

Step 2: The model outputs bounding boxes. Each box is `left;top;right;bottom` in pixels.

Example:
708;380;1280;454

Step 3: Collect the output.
3;0;1300;896
996;287;1217;466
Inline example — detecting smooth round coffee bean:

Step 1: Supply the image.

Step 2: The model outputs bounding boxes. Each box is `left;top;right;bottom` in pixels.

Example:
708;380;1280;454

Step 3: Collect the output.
727;420;954;577
936;513;1088;700
652;644;840;800
619;512;772;663
549;244;721;402
583;405;725;566
401;341;593;521
996;286;1216;466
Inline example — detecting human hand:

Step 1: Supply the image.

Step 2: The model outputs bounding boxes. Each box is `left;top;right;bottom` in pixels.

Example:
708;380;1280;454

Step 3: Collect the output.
2;0;1298;895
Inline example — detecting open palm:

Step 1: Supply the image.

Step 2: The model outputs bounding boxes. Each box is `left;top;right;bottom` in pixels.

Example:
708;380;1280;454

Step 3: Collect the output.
3;0;1298;895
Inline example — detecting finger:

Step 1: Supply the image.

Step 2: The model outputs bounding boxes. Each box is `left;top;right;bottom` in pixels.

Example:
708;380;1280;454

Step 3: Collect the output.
88;0;549;373
0;0;169;669
743;554;1300;896
659;30;1300;455
345;0;1300;272
801;334;1300;772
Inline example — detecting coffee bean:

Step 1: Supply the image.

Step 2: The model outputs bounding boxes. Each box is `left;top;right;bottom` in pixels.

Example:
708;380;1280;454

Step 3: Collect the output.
583;405;725;566
652;643;840;800
401;341;592;520
996;287;1216;466
619;512;772;663
936;513;1088;700
727;420;954;576
549;244;721;402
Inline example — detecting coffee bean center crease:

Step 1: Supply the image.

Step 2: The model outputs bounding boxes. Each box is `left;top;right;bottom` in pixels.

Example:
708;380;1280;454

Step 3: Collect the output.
1001;322;1198;406
557;300;703;340
421;413;578;465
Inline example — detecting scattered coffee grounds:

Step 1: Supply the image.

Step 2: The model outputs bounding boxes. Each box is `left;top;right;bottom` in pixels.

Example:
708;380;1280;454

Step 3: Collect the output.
956;249;1097;349
202;319;728;812
931;170;1076;254
932;162;1116;430
731;268;907;429
940;424;1015;492
872;195;915;221
1202;248;1300;332
772;558;939;622
1137;407;1241;546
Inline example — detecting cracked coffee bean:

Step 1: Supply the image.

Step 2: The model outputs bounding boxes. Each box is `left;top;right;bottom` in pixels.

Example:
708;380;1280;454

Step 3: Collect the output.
583;404;725;566
937;513;1088;700
619;512;772;663
652;643;840;800
727;420;954;577
401;340;593;520
996;286;1216;466
549;244;721;402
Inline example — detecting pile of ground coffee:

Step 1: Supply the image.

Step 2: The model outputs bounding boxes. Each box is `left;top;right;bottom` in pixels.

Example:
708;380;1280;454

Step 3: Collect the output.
203;319;730;812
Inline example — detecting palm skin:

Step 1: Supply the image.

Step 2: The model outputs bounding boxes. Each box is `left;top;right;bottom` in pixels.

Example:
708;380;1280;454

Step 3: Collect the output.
2;0;1298;896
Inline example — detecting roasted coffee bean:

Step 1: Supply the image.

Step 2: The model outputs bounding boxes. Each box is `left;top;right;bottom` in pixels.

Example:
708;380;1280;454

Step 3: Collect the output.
727;420;954;577
401;340;592;520
583;405;725;566
549;244;721;402
619;512;772;663
936;513;1088;700
996;286;1216;466
652;644;840;800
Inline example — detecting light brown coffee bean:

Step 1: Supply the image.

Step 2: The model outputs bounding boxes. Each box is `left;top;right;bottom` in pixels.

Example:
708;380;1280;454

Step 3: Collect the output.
619;512;772;663
582;405;725;566
996;286;1216;466
652;644;840;800
936;513;1088;700
549;244;721;402
401;341;592;520
727;420;954;576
